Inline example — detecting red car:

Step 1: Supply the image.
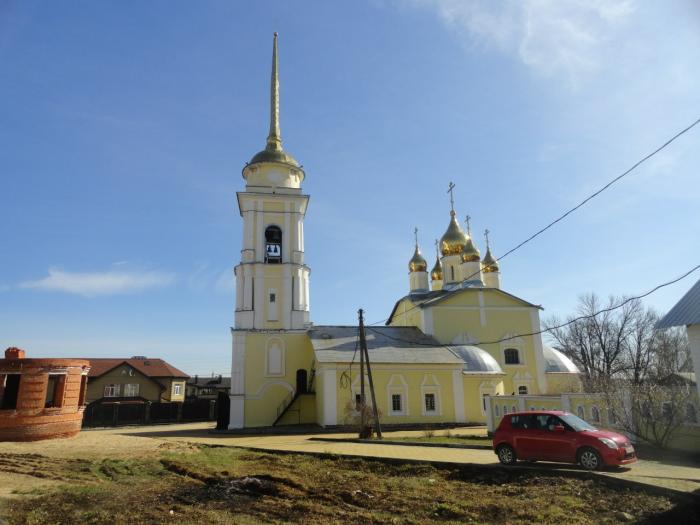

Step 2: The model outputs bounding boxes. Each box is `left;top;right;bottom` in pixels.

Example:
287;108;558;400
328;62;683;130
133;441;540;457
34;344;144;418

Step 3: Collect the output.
493;410;637;470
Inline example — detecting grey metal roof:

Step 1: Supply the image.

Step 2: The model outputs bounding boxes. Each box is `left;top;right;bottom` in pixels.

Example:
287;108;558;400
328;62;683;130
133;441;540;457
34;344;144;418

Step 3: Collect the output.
309;326;464;365
449;345;504;374
656;279;700;328
543;346;580;373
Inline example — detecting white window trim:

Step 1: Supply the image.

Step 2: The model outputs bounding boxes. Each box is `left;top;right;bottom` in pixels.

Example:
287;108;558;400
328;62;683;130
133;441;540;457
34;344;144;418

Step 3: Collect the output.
420;374;441;416
267;287;278;321
387;374;409;416
500;334;526;367
104;384;120;398
173;383;182;396
265;337;286;377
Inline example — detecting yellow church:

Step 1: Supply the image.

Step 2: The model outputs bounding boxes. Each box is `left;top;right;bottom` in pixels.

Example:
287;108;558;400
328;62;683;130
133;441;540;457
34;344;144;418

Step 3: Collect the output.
228;35;580;430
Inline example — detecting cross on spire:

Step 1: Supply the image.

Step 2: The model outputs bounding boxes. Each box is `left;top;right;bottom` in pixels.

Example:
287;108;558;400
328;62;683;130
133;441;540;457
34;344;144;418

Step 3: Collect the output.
484;229;491;249
266;32;283;152
414;227;419;247
464;215;471;235
434;238;439;256
447;182;455;213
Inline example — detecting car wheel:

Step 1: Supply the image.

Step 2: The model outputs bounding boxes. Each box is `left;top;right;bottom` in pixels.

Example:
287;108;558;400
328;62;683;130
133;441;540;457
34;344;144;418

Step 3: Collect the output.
578;447;602;471
497;444;517;466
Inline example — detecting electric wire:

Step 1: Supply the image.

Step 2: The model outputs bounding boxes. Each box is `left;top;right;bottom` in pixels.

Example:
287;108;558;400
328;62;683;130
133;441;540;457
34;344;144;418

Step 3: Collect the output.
365;263;700;349
367;116;700;326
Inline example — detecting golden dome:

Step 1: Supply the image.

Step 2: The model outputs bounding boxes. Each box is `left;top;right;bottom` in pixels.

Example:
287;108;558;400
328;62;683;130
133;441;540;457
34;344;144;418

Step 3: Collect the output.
408;246;428;273
430;256;443;281
482;247;499;273
440;212;468;256
461;237;481;262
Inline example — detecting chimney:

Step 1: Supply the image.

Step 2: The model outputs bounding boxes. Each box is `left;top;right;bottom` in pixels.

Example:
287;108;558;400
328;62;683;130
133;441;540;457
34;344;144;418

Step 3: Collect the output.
5;347;26;360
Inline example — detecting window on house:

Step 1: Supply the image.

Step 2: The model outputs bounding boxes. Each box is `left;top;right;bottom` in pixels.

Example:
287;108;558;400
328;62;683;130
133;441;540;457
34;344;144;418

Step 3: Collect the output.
104;384;120;398
686;404;697;424
512;405;517;414
504;348;520;365
494;405;500;417
44;375;66;408
503;406;508;415
173;383;182;396
391;394;402;412
591;406;600;423
0;374;21;410
424;393;436;412
124;384;140;397
269;292;276;303
608;408;617;425
577;406;585;419
518;385;528;395
264;226;282;263
450;266;454;281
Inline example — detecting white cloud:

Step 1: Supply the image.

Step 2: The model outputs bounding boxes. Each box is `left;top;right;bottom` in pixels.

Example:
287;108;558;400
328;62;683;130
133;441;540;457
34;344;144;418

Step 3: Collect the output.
20;268;174;297
397;0;635;86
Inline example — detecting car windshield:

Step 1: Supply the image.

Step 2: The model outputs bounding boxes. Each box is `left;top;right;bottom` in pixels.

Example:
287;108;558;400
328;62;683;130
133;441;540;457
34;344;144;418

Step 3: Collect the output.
559;414;598;432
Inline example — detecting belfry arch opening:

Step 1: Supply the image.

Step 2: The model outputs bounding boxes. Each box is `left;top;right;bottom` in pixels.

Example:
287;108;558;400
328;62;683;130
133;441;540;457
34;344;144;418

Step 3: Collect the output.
265;225;282;263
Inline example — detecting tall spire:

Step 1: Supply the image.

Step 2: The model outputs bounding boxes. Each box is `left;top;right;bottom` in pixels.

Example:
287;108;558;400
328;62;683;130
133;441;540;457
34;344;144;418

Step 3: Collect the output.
247;33;299;168
266;32;282;152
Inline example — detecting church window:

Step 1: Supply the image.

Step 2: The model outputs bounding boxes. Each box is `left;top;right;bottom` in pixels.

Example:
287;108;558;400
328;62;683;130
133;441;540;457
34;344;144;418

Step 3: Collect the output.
355;394;363;410
512;405;517;414
424;393;436;412
264;226;282;263
518;385;528;395
495;405;500;417
591;406;600;422
269;292;276;303
504;348;520;365
450;266;454;281
503;406;508;415
266;339;285;376
577;405;585;419
391;394;402;412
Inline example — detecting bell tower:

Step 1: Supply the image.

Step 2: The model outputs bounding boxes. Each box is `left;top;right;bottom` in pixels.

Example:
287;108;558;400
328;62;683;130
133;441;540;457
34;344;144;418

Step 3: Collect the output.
233;33;311;331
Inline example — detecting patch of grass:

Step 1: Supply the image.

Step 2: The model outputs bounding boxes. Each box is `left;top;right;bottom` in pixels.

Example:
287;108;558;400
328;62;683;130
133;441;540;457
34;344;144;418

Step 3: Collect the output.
1;446;689;525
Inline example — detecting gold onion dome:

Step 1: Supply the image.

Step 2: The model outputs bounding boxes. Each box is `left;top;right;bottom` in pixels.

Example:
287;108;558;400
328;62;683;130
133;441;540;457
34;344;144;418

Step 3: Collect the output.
462;237;481;262
249;33;299;168
430;256;443;281
482;247;499;273
440;212;468;256
409;245;428;273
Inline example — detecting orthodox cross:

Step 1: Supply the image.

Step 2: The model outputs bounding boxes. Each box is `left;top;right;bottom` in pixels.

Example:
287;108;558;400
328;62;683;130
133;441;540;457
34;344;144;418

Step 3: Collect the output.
464;215;472;235
414;227;419;247
434;238;439;256
484;229;491;249
447;182;455;212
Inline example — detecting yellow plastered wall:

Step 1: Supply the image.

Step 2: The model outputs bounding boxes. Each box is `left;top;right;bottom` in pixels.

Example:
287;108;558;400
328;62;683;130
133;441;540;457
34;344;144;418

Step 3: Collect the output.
243;331;315;427
424;289;545;396
276;393;317;425
389;298;424;329
462;374;504;423
546;373;582;394
335;365;459;425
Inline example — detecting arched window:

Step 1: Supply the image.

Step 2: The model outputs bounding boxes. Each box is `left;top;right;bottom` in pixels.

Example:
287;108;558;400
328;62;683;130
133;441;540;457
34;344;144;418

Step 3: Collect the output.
577;405;585;419
512;405;517;414
518;385;528;395
495;405;500;417
503;406;508;415
591;406;600;423
504;348;520;365
265;226;282;264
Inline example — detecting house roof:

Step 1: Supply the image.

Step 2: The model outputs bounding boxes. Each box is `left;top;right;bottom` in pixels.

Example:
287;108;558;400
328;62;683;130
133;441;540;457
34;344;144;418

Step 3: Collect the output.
187;376;231;388
385;286;542;325
85;358;189;379
656;278;700;328
309;326;464;365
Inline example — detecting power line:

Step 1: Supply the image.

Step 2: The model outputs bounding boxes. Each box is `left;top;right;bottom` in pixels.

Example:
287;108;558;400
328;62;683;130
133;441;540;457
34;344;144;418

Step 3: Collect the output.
366;263;699;349
368;116;700;326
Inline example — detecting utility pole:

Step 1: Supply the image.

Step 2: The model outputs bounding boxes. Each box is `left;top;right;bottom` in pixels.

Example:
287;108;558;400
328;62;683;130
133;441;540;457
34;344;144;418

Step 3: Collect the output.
358;309;382;438
359;314;366;434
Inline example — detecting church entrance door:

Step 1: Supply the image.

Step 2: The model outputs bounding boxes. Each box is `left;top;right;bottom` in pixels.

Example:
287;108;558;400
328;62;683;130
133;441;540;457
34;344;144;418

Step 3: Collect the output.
296;369;307;394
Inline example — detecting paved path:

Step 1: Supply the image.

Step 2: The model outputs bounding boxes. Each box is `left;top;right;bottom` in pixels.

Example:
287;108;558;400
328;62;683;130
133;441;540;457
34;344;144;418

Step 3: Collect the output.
107;422;700;494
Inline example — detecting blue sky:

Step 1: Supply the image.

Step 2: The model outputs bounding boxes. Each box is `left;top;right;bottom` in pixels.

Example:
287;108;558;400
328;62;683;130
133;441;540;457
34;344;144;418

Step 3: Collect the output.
1;1;699;376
